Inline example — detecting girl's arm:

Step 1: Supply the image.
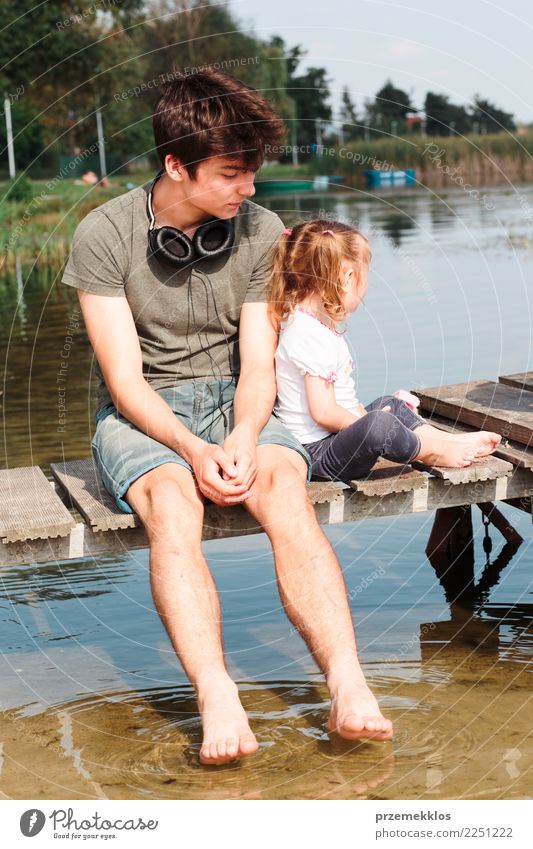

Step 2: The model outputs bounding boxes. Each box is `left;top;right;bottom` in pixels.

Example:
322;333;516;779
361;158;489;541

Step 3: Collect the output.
304;374;365;432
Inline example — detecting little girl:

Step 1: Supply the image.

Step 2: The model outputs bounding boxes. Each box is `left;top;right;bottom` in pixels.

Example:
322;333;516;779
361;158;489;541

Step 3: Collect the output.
270;219;501;481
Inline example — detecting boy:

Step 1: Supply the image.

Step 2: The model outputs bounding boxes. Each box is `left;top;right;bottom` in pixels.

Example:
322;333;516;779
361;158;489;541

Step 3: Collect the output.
63;70;392;764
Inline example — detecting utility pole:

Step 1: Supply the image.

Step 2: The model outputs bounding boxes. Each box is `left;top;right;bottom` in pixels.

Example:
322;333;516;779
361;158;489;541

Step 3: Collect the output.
96;106;107;179
315;118;323;154
4;94;16;178
291;126;299;167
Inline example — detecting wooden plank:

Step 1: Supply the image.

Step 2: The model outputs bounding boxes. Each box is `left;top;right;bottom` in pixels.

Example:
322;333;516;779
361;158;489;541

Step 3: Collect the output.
417;380;533;448
51;459;139;532
50;459;346;534
412;454;513;484
499;371;533;392
348;458;428;497
309;481;349;504
3;466;531;567
0;466;75;543
422;412;533;470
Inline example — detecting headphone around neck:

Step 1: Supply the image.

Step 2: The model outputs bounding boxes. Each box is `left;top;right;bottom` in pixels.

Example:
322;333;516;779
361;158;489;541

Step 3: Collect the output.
147;171;235;269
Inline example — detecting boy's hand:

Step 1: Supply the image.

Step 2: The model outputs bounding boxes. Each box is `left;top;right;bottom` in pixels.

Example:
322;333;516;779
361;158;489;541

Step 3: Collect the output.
222;422;258;493
188;441;251;506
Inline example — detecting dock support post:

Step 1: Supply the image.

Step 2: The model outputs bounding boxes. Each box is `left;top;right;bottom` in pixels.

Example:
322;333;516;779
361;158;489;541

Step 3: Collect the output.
426;505;474;559
426;505;475;603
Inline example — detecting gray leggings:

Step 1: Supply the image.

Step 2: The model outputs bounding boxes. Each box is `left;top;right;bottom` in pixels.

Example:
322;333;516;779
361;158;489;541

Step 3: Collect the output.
305;395;424;482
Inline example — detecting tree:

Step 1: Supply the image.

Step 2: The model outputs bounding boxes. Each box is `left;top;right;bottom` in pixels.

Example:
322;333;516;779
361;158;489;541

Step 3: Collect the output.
470;96;516;133
339;86;363;141
1;0;149;157
286;44;307;77
281;43;331;149
260;37;297;127
424;92;472;136
141;1;265;86
288;68;332;147
366;80;414;133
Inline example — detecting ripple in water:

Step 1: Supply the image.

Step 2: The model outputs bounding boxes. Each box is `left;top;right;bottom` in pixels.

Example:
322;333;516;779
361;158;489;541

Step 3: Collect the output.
2;664;529;801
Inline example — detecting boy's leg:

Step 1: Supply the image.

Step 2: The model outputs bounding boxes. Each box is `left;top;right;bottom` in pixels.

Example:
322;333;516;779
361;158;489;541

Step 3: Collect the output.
243;444;393;741
125;462;259;765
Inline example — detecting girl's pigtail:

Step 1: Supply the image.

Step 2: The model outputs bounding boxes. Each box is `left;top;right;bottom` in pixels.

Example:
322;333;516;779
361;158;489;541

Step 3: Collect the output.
310;227;345;322
268;229;293;329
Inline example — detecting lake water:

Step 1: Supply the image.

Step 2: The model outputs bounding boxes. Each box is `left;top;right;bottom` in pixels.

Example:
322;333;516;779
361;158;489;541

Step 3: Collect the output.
0;182;532;799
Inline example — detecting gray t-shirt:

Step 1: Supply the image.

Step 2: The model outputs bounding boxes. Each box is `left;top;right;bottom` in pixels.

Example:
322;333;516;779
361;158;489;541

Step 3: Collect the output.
62;182;284;411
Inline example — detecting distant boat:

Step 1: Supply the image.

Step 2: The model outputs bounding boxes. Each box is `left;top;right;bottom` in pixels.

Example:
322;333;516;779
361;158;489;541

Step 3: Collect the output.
365;169;416;188
253;175;345;196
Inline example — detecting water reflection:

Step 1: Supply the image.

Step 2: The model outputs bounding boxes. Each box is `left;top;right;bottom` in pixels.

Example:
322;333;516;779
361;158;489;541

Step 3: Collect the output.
0;184;532;799
0;555;134;605
0;528;531;800
379;212;416;247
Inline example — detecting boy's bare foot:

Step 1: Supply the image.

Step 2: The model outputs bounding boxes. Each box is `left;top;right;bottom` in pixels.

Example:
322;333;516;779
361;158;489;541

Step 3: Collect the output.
327;682;393;742
197;676;259;765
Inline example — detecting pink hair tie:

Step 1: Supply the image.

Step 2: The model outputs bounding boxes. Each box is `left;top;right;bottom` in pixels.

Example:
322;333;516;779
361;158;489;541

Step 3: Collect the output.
322;229;334;235
282;228;293;237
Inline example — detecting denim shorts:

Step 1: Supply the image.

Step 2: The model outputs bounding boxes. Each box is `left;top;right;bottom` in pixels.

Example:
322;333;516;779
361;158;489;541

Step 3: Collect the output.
91;379;311;513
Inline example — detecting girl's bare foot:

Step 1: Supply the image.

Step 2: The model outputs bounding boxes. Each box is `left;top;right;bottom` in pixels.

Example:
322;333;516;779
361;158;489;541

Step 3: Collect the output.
414;425;500;468
327;682;393;742
454;431;501;458
197;676;259;765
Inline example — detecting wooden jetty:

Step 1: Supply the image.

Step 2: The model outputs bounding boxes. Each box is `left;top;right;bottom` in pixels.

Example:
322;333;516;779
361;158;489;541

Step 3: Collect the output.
1;372;532;569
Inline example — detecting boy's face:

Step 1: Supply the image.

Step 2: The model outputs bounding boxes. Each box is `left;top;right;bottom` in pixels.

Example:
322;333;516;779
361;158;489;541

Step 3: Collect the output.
170;155;257;220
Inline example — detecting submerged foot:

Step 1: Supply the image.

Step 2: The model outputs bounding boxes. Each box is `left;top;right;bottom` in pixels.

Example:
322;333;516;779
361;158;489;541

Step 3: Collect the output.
327;682;393;742
197;677;259;765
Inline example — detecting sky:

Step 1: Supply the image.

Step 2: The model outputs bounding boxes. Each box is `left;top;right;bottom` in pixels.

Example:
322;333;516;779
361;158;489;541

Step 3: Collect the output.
231;0;533;123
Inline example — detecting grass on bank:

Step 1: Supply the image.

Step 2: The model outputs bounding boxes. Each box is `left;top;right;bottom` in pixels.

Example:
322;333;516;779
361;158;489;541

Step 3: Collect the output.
316;130;533;180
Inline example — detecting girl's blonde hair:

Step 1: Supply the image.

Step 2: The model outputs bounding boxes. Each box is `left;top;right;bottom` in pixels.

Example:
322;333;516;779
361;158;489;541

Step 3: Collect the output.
269;219;371;327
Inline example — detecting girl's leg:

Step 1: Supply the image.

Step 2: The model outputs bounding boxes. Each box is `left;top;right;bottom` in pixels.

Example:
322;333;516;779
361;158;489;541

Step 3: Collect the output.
308;409;420;481
365;394;424;429
366;396;501;463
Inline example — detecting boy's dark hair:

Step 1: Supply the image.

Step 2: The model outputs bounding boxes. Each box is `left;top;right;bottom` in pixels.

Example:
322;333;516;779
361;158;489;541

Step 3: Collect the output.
153;70;286;176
